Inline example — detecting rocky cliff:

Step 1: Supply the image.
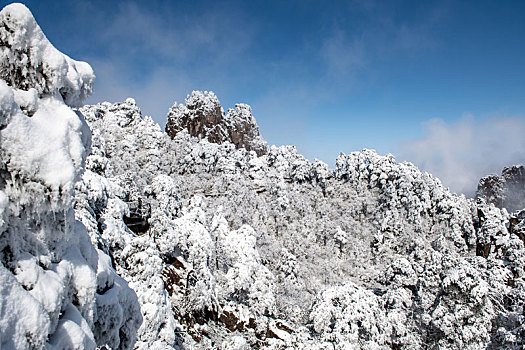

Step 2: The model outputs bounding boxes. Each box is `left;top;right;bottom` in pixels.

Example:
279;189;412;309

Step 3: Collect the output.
165;91;268;156
477;165;525;213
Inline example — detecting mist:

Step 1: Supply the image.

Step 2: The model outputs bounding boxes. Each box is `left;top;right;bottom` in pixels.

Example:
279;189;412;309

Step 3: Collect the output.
400;114;525;197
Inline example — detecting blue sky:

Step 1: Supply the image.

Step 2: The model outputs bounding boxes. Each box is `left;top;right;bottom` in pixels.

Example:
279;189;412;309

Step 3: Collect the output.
2;0;525;194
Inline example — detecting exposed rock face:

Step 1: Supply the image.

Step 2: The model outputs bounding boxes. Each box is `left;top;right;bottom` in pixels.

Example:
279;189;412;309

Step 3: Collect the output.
166;91;226;143
166;91;268;156
477;165;525;212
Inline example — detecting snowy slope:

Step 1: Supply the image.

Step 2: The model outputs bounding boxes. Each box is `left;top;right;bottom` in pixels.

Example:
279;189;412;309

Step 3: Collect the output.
1;2;524;350
79;94;525;349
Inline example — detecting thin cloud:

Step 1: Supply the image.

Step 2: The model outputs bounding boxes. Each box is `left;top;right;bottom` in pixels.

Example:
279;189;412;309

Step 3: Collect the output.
399;114;525;196
317;1;445;79
101;2;254;63
80;1;257;125
320;29;365;76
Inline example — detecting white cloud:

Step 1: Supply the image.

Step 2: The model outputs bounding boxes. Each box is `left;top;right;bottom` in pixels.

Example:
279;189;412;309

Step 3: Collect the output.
399;114;525;196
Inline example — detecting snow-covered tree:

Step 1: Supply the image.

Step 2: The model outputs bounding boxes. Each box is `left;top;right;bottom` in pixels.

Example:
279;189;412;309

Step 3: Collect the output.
2;3;525;349
0;4;141;349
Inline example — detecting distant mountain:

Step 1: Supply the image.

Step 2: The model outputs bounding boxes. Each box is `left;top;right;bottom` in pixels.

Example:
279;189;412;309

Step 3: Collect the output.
1;3;524;350
477;165;525;213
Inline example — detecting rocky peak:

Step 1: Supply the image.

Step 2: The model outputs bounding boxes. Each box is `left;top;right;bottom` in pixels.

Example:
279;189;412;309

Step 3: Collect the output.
477;164;525;212
165;91;268;156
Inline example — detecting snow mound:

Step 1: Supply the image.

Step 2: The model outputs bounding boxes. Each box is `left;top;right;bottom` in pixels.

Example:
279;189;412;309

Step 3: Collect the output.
0;3;94;107
0;3;141;349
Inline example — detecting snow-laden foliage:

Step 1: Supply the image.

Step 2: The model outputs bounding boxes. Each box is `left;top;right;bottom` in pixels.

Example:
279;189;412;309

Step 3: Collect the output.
2;3;525;349
0;4;140;349
0;4;94;107
77;91;525;349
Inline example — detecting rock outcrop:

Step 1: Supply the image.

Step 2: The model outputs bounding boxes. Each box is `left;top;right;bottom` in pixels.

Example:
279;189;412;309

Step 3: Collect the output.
165;91;268;156
477;165;525;212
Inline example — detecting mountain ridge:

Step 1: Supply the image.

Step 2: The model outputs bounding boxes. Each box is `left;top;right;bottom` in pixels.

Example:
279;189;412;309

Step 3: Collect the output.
0;3;524;350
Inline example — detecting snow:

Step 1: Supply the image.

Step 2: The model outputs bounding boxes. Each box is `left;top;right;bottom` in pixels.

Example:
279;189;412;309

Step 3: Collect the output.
13;87;38;115
0;3;94;107
0;265;50;349
0;3;141;349
0;80;16;127
1;96;90;202
1;2;525;349
48;303;97;350
78;94;525;349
